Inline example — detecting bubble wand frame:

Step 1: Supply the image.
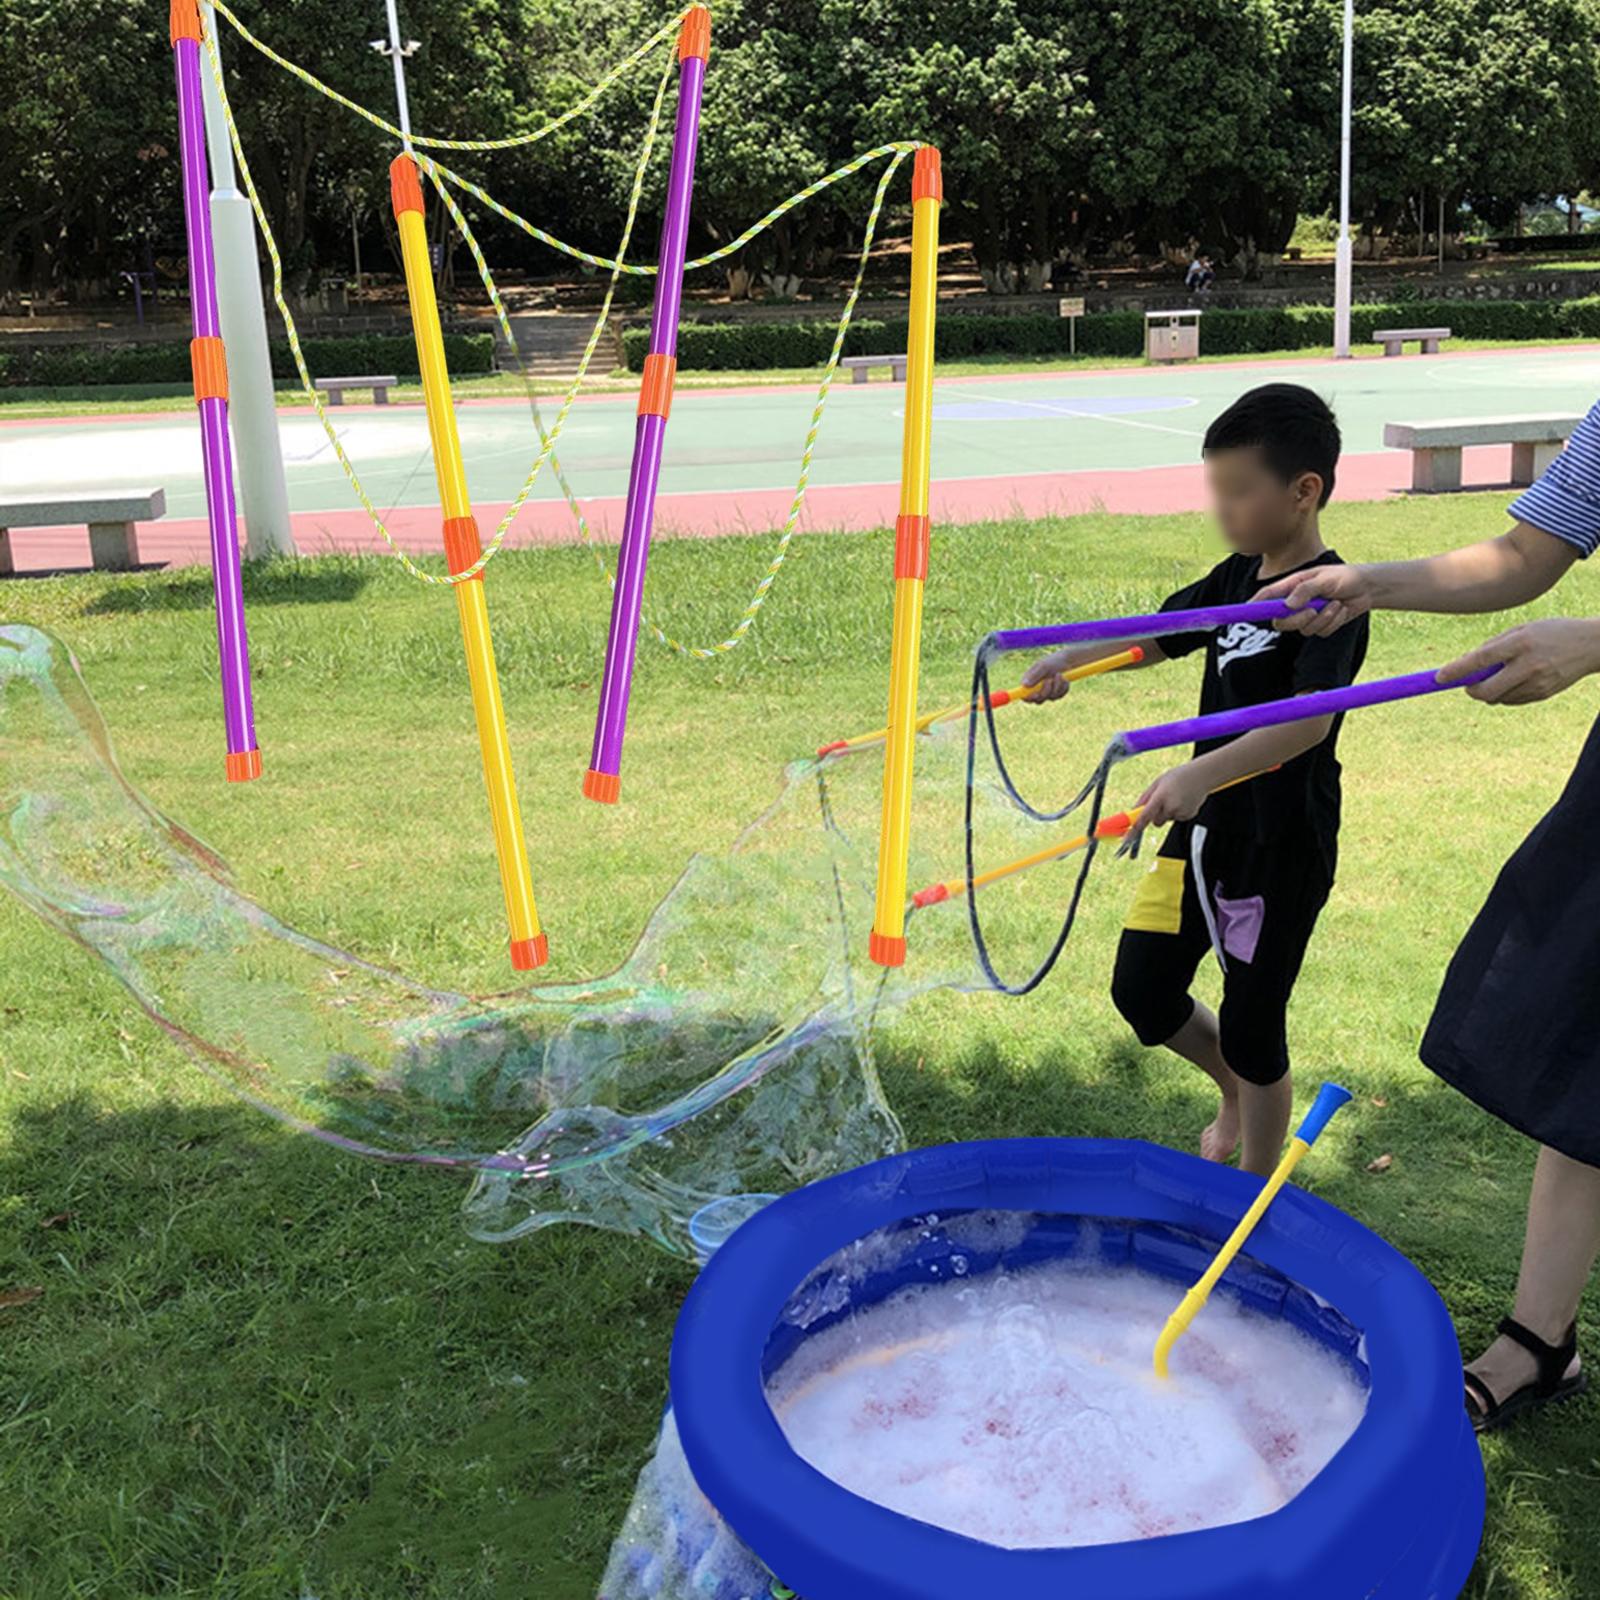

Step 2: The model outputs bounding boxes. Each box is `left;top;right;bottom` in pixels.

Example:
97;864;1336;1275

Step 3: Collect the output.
584;6;711;805
169;0;259;783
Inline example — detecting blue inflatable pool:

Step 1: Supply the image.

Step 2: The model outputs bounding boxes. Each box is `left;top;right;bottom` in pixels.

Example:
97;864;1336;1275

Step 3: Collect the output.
671;1139;1485;1600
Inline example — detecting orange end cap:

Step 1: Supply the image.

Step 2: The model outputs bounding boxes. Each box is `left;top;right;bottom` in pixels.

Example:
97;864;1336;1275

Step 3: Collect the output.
869;930;907;967
911;884;950;909
190;336;228;404
894;513;931;581
1128;645;1146;663
678;5;711;61
389;154;424;218
510;932;549;971
583;768;621;805
225;748;262;784
816;740;848;759
169;0;202;46
912;146;943;204
988;689;1014;710
637;352;678;419
1096;810;1134;837
441;514;482;576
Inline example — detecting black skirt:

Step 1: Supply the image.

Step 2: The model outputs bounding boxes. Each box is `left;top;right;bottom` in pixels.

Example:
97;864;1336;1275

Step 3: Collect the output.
1421;713;1600;1167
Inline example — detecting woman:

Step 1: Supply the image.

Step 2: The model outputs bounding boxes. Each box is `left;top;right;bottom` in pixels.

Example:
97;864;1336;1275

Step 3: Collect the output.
1260;401;1600;1431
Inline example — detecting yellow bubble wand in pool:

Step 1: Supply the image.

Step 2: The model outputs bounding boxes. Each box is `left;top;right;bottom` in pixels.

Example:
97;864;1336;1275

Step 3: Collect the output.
1154;1082;1353;1379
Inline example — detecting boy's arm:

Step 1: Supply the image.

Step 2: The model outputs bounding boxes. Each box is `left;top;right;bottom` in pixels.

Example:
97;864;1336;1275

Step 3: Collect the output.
1135;711;1333;829
1021;638;1167;703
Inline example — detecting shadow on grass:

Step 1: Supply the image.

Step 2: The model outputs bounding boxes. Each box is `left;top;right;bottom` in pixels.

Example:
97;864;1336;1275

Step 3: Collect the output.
84;559;374;614
0;1091;685;1600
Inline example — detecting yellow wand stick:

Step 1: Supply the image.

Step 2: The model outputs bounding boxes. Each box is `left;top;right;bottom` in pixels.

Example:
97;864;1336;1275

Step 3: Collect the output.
1153;1082;1353;1379
819;646;1144;759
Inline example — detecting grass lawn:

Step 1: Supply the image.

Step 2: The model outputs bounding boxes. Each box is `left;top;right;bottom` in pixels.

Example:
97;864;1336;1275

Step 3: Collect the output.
2;492;1598;1598
7;335;1600;420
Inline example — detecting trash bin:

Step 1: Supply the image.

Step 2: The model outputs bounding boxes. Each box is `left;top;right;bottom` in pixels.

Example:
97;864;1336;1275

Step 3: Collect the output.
1145;310;1202;363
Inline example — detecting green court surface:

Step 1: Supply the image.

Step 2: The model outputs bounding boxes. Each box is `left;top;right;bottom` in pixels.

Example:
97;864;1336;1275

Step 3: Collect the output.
4;344;1599;524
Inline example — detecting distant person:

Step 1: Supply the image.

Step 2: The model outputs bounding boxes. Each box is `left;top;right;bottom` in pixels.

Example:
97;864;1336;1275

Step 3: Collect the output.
1186;253;1215;295
1023;386;1365;1178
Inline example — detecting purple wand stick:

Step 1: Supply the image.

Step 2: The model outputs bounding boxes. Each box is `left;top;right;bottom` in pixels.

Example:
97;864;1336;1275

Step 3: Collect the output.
170;0;259;782
583;5;710;805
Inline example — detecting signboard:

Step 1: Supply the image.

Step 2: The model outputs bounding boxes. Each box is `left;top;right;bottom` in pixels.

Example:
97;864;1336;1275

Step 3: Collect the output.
1057;296;1085;318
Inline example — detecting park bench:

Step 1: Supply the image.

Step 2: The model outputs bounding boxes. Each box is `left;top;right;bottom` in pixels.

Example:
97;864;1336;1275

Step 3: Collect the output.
1373;326;1451;357
1383;414;1579;493
840;353;908;384
314;374;398;405
0;489;167;575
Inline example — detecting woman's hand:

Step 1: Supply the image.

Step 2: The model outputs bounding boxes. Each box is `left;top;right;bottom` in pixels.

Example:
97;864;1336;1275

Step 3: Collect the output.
1137;761;1212;828
1021;649;1074;704
1255;564;1374;637
1439;617;1600;705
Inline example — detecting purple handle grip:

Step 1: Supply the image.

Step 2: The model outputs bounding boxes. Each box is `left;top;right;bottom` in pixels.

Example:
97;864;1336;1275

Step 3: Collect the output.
1114;665;1501;757
989;599;1326;655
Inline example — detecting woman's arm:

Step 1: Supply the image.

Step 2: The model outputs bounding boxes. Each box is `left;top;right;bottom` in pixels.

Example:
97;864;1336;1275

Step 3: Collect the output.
1258;523;1579;638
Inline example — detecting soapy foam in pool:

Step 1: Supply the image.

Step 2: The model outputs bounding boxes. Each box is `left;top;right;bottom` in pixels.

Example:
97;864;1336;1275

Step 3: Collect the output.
767;1255;1367;1550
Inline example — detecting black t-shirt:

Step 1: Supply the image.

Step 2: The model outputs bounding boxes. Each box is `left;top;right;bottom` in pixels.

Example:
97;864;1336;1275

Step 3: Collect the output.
1158;550;1369;865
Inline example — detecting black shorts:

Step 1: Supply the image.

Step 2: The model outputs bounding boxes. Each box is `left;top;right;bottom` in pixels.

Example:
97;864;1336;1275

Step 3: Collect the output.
1110;820;1333;1086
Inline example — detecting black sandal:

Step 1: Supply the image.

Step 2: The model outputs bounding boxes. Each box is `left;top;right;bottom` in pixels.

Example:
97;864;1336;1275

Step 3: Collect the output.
1464;1316;1587;1434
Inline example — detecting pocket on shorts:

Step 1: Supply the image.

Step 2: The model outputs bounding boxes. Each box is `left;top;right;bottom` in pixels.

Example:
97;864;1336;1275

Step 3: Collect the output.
1125;856;1186;935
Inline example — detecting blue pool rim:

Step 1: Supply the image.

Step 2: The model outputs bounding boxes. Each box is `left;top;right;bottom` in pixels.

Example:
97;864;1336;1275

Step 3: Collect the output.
671;1139;1486;1600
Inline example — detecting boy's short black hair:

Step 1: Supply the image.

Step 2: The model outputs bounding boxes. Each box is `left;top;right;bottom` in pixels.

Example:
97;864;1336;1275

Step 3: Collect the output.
1203;384;1341;506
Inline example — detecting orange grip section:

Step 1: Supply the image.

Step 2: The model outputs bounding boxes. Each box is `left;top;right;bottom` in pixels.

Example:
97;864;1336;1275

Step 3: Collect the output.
893;514;931;581
868;930;906;967
912;146;943;204
583;768;621;805
441;515;483;577
912;883;951;909
225;748;262;784
510;933;549;971
1096;811;1136;838
637;352;678;419
390;154;424;218
816;740;849;759
190;337;228;404
988;689;1015;710
678;5;711;61
169;0;202;46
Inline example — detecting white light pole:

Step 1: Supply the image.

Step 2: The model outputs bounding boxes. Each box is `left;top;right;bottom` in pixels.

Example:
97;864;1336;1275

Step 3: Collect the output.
1333;0;1355;359
199;3;295;556
371;1;419;151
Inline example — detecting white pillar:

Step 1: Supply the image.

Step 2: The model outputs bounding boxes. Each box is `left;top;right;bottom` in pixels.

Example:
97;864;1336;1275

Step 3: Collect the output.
1333;0;1355;359
199;4;296;557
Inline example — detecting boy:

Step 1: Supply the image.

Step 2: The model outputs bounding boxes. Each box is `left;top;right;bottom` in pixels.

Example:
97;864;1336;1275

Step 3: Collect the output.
1022;384;1367;1176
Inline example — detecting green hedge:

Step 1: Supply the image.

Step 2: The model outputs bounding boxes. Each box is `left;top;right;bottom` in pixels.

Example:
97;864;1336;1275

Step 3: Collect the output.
0;332;497;388
622;298;1600;371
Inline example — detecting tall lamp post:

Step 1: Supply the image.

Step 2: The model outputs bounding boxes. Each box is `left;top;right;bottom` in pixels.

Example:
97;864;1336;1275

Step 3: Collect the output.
1333;0;1355;358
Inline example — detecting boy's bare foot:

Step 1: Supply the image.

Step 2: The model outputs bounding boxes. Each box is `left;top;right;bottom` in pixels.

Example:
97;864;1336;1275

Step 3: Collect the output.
1201;1095;1241;1163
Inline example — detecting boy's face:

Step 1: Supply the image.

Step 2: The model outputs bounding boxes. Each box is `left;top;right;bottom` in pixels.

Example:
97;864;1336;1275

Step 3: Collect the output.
1205;446;1321;555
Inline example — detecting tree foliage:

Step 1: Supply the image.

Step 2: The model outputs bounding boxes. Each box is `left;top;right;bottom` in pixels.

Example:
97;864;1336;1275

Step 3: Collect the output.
5;0;1600;304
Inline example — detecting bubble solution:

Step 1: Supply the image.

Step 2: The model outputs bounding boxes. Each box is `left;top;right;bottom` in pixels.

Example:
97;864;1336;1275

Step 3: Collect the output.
767;1253;1368;1551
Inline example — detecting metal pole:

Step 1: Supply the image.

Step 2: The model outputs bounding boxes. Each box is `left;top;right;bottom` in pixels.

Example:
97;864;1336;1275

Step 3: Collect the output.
382;0;414;149
198;3;295;558
1333;0;1354;359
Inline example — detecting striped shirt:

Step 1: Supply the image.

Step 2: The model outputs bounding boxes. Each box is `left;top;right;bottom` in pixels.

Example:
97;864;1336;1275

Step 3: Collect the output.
1510;400;1600;556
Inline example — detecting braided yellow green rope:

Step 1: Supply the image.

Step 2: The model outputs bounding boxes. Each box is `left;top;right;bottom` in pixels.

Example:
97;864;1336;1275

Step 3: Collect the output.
428;141;922;277
208;0;688;153
202;20;672;585
439;146;912;658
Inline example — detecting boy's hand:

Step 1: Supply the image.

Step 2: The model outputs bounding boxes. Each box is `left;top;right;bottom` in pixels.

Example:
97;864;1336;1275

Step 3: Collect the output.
1021;650;1074;704
1136;762;1212;828
1256;564;1371;637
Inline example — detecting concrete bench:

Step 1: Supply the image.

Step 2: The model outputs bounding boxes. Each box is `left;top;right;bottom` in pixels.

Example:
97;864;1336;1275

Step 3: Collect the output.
1373;326;1451;358
1383;415;1580;493
314;374;398;405
0;489;167;575
840;353;907;384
